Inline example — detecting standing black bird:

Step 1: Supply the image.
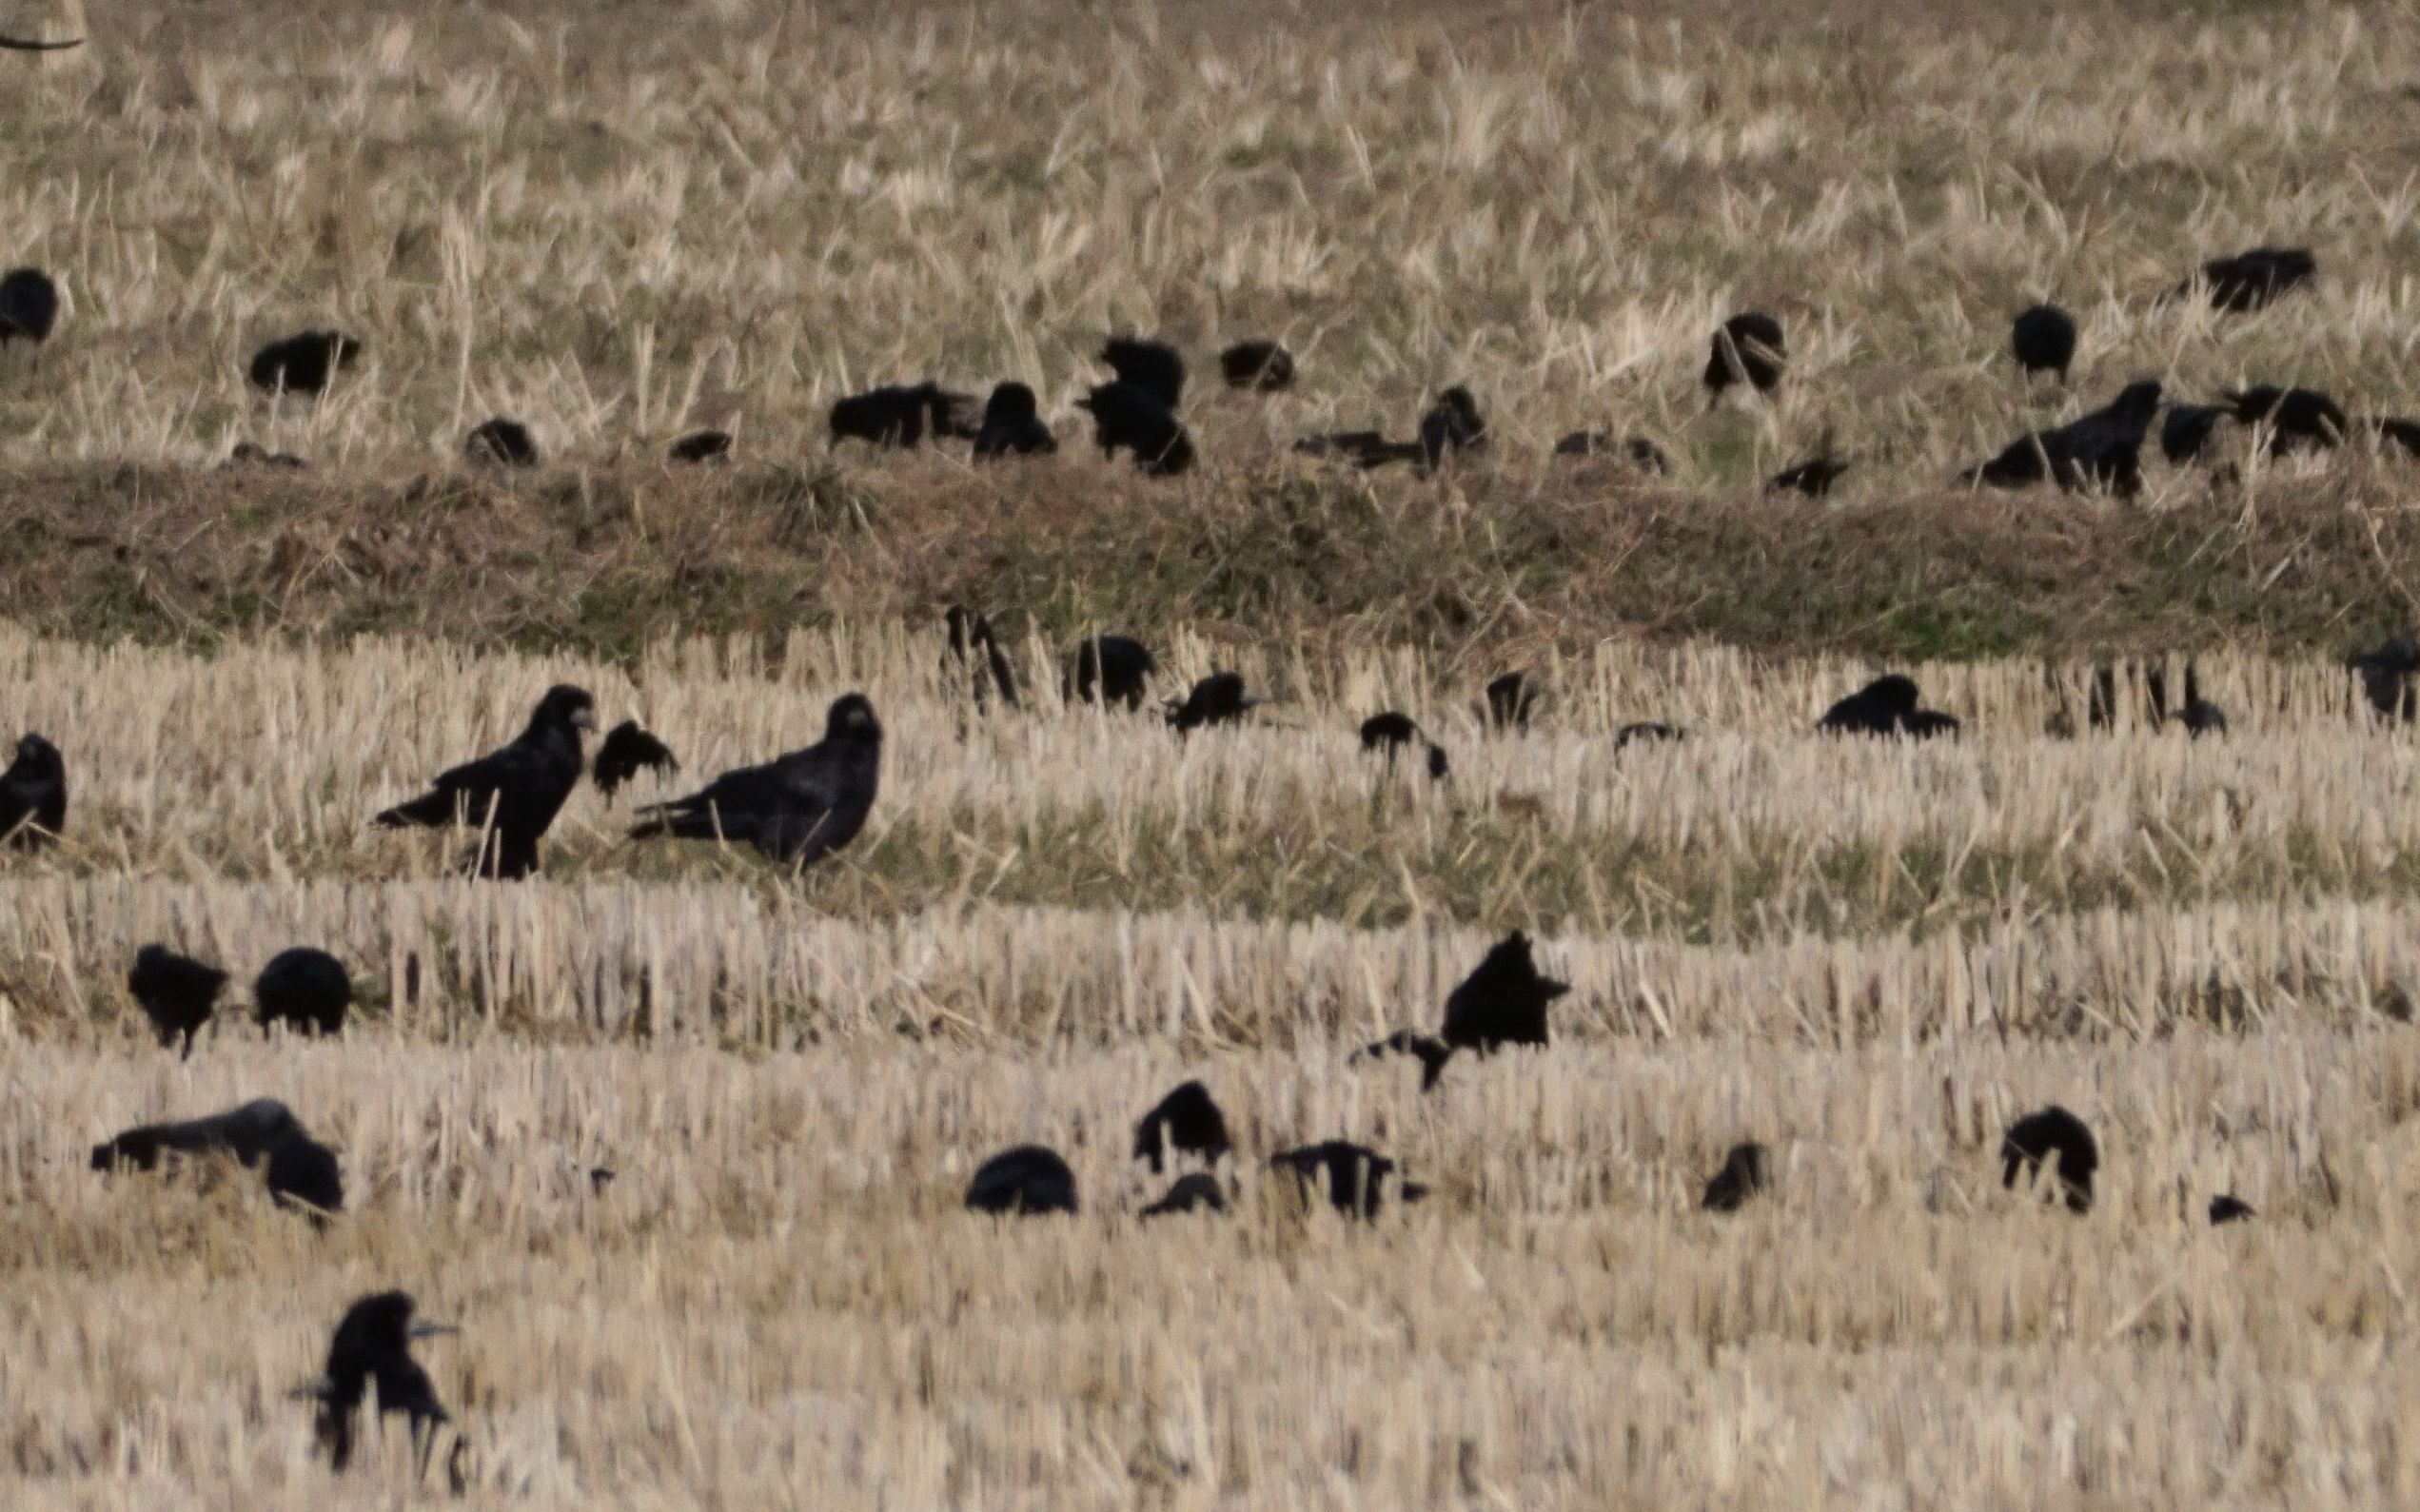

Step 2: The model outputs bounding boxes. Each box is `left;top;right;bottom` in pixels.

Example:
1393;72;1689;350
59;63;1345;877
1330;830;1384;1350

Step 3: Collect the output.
667;429;732;463
1269;1141;1427;1219
630;693;882;868
1485;672;1540;731
828;382;975;447
307;1292;454;1472
1219;341;1293;392
255;949;353;1035
2181;246;2316;313
90;1097;344;1216
1167;672;1262;734
592;720;679;802
1132;1081;1232;1174
945;606;1020;709
971;382;1056;459
2220;385;2347;457
1441;931;1568;1051
1416;386;1486;469
1360;712;1450;778
1704;312;1786;398
1140;1173;1229;1217
1553;431;1670;473
1100;337;1186;410
0;733;66;848
1701;1142;1773;1212
128;944;228;1055
1076;382;1194;476
1767;454;1851;497
247;330;362;395
2209;1194;2256;1225
464;417;539;466
2000;1105;2099;1213
964;1145;1078;1215
375;685;596;880
0;267;59;346
2347;633;2420;721
2011;304;2077;383
1066;635;1157;709
1961;379;2162;496
2161;403;2226;465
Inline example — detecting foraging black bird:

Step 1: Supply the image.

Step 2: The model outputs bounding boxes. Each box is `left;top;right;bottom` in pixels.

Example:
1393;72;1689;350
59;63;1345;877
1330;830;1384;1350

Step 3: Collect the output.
1269;1141;1426;1219
247;330;361;395
2182;246;2316;313
1219;340;1293;393
629;693;882;868
964;1144;1078;1215
971;382;1056;459
1701;1142;1773;1213
592;720;679;802
228;441;307;468
1140;1173;1229;1217
667;429;732;463
375;684;597;880
1132;1081;1231;1174
2347;632;2420;721
1100;337;1186;410
1704;312;1786;398
2221;385;2347;457
1441;931;1568;1052
0;267;59;346
0;733;66;848
2209;1194;2255;1225
1066;635;1157;710
2161;403;2226;465
1961;379;2163;496
1416;386;1486;469
255;948;353;1036
2011;304;2077;383
128;944;228;1055
1076;382;1194;476
945;606;1020;708
1553;431;1670;473
1615;721;1685;749
1485;671;1539;731
828;382;975;448
1167;672;1261;734
1767;454;1851;497
1816;675;1918;736
90;1097;344;1216
464;417;539;467
307;1291;453;1472
1353;1030;1457;1091
1293;429;1423;469
1360;712;1450;778
2000;1105;2099;1213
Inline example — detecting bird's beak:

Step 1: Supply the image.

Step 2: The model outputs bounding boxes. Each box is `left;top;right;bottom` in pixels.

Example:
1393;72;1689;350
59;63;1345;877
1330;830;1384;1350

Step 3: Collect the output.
574;708;599;733
291;1376;335;1402
409;1320;460;1340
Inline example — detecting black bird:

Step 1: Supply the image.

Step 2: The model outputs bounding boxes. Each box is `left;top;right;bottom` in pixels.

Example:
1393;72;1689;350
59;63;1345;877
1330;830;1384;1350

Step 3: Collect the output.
0;267;59;346
1767;454;1851;497
2011;304;2077;383
255;948;353;1036
1701;1142;1773;1212
1269;1141;1426;1219
1962;379;2163;496
0;733;66;848
1132;1081;1231;1174
1167;672;1261;734
1293;429;1423;469
592;720;679;802
1359;712;1449;779
1899;709;1962;739
1066;635;1157;710
1441;931;1568;1051
2348;632;2420;721
1076;382;1194;475
1815;675;1946;736
1553;431;1669;473
1140;1173;1229;1217
0;34;84;50
1704;312;1785;398
90;1097;343;1216
1416;386;1486;469
228;441;307;469
2000;1105;2099;1213
828;382;974;448
2174;664;2226;736
2182;246;2316;313
307;1291;453;1472
128;944;228;1055
2368;417;2420;459
630;693;882;868
945;606;1020;708
1485;671;1539;731
2209;1193;2255;1225
375;684;596;880
2221;385;2346;456
964;1144;1078;1215
1219;341;1293;392
667;429;732;463
464;417;539;467
2161;403;2226;465
247;330;361;395
1100;337;1186;410
971;382;1056;459
1615;721;1685;749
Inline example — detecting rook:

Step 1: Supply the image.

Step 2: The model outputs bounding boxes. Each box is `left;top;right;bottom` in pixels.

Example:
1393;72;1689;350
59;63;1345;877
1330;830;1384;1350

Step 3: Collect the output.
630;694;882;868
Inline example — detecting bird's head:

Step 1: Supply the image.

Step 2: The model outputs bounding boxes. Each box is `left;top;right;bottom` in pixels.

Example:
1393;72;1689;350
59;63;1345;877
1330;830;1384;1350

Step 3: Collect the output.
826;694;882;743
2113;379;2164;417
13;733;60;773
983;383;1039;425
538;684;598;734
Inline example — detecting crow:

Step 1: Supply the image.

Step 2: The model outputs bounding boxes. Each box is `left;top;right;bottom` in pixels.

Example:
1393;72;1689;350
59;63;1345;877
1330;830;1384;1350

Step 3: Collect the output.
128;944;228;1055
945;606;1020;708
1417;386;1486;469
1293;429;1423;469
1704;312;1785;398
1076;382;1194;475
1767;454;1851;497
255;949;353;1036
1269;1141;1426;1219
1553;431;1669;473
964;1144;1078;1215
464;417;539;467
1485;672;1539;731
592;720;679;802
1132;1081;1231;1174
1441;931;1568;1051
1066;635;1157;709
1100;337;1186;410
2208;1194;2255;1225
2000;1105;2099;1213
630;693;882;868
1219;341;1292;392
0;267;59;346
1701;1142;1773;1212
2174;664;2226;736
668;429;732;463
375;684;596;880
1167;672;1261;734
1816;674;1957;737
1140;1173;1229;1217
971;382;1055;459
1615;721;1685;749
828;382;974;447
2011;304;2077;383
247;330;361;395
0;733;66;848
305;1292;454;1472
1359;712;1449;778
2182;246;2316;313
2348;632;2420;721
90;1097;343;1216
1962;379;2163;496
2161;403;2226;465
2221;385;2346;456
228;441;307;469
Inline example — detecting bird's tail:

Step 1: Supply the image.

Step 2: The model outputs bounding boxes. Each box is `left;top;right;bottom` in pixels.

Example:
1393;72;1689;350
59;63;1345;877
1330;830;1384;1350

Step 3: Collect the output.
375;793;457;829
